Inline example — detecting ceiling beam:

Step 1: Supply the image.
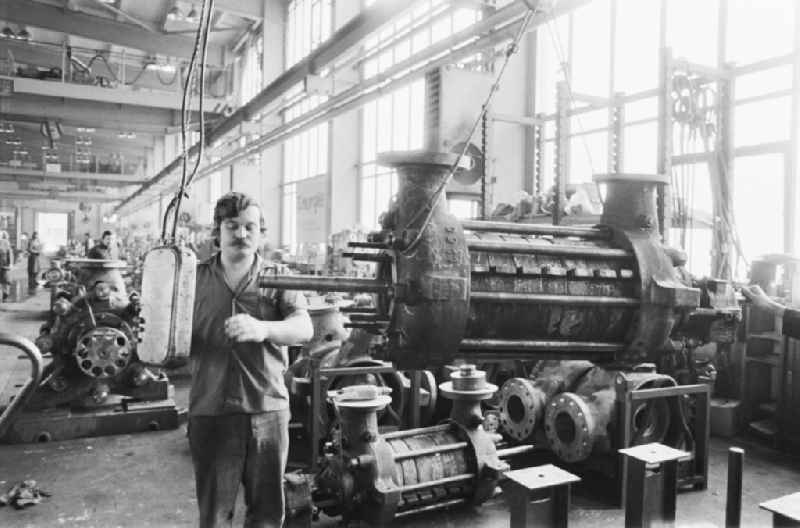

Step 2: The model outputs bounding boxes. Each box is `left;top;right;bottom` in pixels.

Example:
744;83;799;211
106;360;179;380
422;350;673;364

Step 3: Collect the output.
0;110;191;136
0;0;224;66
0;94;203;135
0;187;124;203
86;0;160;33
0;169;145;187
4;75;226;111
213;0;263;21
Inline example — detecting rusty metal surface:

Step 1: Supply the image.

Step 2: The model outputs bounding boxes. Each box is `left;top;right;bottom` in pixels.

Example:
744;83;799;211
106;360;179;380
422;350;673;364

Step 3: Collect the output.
379;155;472;369
311;366;505;524
0;333;42;437
255;154;735;370
498;360;594;443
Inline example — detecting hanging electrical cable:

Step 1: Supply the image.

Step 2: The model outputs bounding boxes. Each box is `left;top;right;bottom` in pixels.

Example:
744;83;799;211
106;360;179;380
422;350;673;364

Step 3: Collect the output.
162;0;215;243
398;5;538;256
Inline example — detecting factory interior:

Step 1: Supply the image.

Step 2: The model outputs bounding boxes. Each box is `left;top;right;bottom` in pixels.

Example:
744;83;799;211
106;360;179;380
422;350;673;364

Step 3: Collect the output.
1;0;800;526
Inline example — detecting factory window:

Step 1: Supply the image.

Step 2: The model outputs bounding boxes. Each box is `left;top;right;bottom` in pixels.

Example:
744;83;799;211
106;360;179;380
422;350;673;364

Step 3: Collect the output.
733;154;785;272
614;0;660;95
286;0;332;67
665;0;719;67
359;1;481;229
282;0;332;248
668;164;714;277
571;0;610;97
239;32;263;105
726;0;795;64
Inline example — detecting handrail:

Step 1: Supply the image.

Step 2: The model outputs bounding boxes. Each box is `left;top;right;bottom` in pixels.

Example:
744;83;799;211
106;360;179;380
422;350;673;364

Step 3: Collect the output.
0;332;43;438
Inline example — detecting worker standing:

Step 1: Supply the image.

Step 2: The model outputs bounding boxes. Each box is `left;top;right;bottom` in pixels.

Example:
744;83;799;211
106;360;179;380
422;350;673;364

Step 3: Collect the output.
0;230;13;301
88;230;113;259
188;192;312;527
82;232;93;257
26;231;41;290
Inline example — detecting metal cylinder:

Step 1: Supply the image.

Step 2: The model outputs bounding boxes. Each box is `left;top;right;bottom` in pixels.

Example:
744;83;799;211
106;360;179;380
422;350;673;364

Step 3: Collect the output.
258;274;390;293
255;156;704;368
319;366;507;524
0;333;43;437
498;360;594;443
543;366;676;463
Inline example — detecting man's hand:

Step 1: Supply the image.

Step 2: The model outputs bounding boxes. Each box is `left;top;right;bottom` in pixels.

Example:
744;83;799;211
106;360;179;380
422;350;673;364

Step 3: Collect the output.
224;313;269;343
741;285;771;309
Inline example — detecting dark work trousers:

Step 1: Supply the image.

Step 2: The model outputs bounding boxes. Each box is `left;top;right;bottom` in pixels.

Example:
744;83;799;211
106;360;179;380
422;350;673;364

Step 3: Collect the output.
188;410;290;528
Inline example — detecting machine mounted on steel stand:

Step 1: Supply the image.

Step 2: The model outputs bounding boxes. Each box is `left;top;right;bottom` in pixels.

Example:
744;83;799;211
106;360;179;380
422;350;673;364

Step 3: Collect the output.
0;250;196;443
261;150;740;509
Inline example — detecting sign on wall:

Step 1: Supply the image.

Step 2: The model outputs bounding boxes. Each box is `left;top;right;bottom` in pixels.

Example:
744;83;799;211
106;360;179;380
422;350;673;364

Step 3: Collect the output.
296;174;329;244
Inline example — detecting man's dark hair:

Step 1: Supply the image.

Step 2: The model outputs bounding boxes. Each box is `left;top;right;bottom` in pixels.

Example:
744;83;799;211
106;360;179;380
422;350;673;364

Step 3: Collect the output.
211;192;266;246
102;230;112;238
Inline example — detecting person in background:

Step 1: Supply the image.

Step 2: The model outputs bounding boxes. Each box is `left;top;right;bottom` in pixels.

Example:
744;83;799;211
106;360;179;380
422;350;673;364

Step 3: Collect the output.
88;230;113;259
27;231;41;289
742;285;800;340
0;230;13;301
189;192;312;527
17;232;28;261
82;232;93;257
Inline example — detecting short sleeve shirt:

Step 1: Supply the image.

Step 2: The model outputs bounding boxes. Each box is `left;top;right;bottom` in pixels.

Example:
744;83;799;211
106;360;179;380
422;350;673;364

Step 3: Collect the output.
784;308;800;340
189;254;308;416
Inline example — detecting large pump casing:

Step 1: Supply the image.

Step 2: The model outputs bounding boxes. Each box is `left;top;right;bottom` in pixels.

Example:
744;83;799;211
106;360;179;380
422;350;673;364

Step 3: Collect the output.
138;245;196;365
259;152;709;369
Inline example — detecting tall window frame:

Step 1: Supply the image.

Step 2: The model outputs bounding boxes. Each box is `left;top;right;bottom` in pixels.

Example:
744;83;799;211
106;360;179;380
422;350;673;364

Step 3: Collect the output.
282;0;332;249
359;0;482;229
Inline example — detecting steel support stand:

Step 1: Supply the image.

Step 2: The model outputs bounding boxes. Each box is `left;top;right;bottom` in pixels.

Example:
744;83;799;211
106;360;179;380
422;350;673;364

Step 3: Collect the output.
725;447;744;528
760;492;800;527
501;464;580;528
619;443;689;528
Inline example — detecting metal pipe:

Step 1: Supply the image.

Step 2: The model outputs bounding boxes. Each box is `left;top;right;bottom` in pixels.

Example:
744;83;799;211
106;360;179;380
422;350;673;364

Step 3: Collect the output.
470;291;640;307
0;333;43;437
339;306;376;314
344;323;386;330
394;498;468;519
257;275;390;293
726;447;744;528
459;339;626;353
321;365;396;377
466;239;633;259
347;241;390;249
497;444;538;458
393;442;469;461
461;220;609;239
399;473;476;494
342;252;389;262
382;423;452;440
348;314;390;322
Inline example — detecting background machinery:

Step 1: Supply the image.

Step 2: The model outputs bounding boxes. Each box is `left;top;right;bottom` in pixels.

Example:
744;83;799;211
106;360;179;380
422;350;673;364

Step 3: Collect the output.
0;258;178;443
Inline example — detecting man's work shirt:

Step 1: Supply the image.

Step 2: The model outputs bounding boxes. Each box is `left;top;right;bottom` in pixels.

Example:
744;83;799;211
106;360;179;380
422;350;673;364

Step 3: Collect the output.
784;309;800;340
88;243;111;259
190;254;308;416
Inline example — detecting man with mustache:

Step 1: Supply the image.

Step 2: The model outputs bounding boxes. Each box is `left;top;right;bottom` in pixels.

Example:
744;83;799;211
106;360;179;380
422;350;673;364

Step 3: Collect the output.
189;192;312;527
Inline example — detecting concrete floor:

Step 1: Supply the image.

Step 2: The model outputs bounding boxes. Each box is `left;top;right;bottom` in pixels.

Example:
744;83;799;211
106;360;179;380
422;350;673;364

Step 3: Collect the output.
1;262;798;527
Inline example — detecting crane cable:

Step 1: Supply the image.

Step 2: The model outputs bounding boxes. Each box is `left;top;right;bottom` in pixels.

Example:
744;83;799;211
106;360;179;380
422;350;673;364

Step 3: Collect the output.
399;4;538;256
161;0;215;243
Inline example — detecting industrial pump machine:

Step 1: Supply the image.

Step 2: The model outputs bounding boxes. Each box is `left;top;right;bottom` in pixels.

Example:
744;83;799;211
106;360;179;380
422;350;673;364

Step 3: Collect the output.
263;151;739;511
0;254;193;443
